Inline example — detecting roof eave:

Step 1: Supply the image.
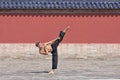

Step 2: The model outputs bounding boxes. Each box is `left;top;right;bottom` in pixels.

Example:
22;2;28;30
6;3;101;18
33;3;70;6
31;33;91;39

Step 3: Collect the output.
0;9;120;14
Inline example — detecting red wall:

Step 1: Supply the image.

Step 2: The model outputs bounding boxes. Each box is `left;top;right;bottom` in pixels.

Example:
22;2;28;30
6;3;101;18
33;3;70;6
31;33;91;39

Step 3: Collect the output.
0;14;120;43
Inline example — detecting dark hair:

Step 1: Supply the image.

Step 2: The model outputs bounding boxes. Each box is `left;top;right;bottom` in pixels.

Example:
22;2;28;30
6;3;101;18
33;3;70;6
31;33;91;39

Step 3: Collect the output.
35;42;40;47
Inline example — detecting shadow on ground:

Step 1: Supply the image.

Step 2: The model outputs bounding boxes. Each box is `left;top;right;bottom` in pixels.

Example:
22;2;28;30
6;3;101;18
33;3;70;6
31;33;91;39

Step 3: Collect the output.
27;71;49;74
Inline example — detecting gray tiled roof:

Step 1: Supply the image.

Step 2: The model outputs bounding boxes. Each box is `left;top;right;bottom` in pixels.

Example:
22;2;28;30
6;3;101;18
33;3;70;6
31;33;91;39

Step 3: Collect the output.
0;0;120;10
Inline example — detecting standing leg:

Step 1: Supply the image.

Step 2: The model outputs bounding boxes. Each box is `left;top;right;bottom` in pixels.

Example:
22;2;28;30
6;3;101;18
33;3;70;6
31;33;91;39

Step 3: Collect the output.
49;40;59;74
49;49;58;74
52;49;58;69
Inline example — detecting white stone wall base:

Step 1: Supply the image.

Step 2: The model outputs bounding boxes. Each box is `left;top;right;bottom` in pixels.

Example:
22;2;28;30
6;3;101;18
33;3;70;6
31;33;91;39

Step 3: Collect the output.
0;43;120;60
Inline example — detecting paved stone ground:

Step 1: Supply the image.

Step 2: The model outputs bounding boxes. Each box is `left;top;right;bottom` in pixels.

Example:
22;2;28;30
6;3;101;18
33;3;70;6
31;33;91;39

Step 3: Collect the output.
0;57;120;80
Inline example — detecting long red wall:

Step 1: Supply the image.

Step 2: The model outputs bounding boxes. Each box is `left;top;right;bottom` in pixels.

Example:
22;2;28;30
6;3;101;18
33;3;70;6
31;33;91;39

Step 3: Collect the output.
0;14;120;43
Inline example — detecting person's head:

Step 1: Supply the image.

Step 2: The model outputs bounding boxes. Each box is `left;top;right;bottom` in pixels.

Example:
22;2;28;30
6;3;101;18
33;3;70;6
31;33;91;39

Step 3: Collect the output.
35;42;40;47
35;42;44;49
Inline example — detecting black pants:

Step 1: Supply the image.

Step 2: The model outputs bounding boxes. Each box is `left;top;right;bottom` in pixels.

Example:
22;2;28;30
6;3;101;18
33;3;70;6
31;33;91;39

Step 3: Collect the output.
51;31;65;69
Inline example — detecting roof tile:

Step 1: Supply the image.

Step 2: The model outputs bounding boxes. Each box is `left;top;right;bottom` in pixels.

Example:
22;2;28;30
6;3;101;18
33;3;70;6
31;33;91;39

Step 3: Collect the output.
0;0;119;9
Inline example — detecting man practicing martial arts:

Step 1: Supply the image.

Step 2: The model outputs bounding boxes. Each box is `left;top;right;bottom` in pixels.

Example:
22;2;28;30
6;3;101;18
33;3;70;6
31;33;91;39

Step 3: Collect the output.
35;26;70;74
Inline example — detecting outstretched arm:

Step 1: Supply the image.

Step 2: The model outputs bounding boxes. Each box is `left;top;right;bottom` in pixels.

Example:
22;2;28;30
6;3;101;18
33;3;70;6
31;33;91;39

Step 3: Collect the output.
44;37;59;45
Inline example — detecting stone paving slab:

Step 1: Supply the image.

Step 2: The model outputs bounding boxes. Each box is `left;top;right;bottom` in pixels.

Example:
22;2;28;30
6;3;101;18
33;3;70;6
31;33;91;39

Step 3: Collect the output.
0;57;120;80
